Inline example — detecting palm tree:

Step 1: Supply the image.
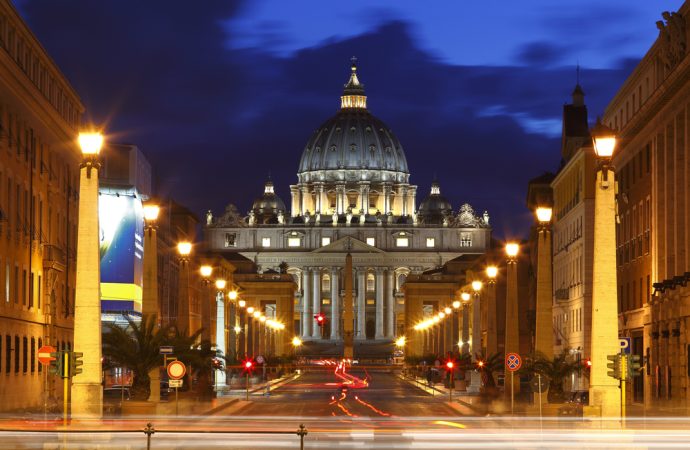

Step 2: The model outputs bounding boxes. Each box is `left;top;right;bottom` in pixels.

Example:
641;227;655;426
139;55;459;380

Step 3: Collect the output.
168;328;221;399
102;314;171;401
524;351;579;403
476;352;503;396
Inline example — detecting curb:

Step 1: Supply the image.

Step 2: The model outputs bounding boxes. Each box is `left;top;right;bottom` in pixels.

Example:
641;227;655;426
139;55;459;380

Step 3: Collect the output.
398;374;486;414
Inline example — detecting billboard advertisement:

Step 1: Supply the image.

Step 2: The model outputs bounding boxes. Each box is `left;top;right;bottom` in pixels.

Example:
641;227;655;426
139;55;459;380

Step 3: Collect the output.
99;193;144;313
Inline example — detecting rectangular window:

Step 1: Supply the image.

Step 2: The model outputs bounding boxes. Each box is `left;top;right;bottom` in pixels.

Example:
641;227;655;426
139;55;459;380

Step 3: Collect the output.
5;335;10;373
261;237;271;248
22;336;27;373
29;272;33;308
321;237;331;247
366;237;376;247
3;262;7;303
37;274;41;309
395;237;409;247
287;237;301;247
224;233;236;248
30;337;34;373
426;237;435;248
14;336;19;373
13;266;18;303
22;269;26;305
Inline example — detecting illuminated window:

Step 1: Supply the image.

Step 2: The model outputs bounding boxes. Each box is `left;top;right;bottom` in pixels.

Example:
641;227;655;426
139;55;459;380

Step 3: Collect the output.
322;274;331;292
426;237;435;248
224;233;236;248
460;233;472;247
288;237;301;247
366;273;375;291
396;237;409;247
366;237;376;246
321;237;331;246
261;237;271;248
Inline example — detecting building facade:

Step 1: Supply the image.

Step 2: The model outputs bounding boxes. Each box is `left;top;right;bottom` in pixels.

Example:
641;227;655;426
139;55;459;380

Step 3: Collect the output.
205;62;491;355
0;1;84;412
603;5;690;407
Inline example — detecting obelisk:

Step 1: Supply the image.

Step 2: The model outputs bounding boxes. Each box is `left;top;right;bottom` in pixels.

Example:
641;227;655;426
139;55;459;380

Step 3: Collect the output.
343;252;354;359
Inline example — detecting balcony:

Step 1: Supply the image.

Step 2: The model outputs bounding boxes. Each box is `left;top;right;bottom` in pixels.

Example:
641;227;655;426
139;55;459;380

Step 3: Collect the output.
43;245;66;272
555;288;569;301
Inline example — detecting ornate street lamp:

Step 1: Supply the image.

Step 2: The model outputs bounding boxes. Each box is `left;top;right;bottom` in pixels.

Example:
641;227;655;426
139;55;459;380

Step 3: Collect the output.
589;119;621;417
460;292;471;355
485;266;498;356
535;205;554;361
142;199;161;403
504;242;520;398
471;280;482;359
177;241;192;334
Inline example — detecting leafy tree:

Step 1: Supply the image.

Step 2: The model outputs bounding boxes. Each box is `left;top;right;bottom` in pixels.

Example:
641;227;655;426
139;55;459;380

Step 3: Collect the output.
475;352;503;395
168;327;221;399
102;314;170;401
524;351;580;403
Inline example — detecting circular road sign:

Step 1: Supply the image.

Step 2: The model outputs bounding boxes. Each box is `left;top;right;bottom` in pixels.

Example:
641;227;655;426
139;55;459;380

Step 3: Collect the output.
505;353;522;372
167;360;187;380
256;355;265;364
37;345;57;366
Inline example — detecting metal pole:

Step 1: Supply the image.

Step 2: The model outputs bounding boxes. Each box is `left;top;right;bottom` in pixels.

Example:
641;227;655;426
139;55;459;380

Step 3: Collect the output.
246;372;249;401
63;375;68;426
538;374;543;431
297;424;308;450
175;387;179;416
621;378;626;427
144;422;155;450
510;370;515;416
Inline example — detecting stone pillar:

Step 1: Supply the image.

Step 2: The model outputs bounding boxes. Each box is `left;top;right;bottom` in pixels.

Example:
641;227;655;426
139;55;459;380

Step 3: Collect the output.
142;224;160;402
336;184;346;214
314;183;323;213
301;185;311;214
312;268;322;338
290;185;301;217
589;168;621;417
356;269;366;339
201;283;213;342
375;269;384;339
462;304;470;354
385;269;395;338
504;255;520;396
535;224;554;359
486;280;498;356
301;269;311;338
472;293;481;358
408;186;417;218
399;185;408;216
228;301;237;360
359;182;370;214
71;162;103;418
178;261;191;334
383;184;392;215
330;268;340;339
238;309;246;358
215;293;226;387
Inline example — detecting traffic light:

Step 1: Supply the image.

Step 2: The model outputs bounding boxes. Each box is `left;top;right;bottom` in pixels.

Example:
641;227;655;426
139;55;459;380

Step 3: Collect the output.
314;313;326;326
629;354;642;378
607;354;621;380
70;352;84;377
446;361;454;370
242;359;254;373
48;351;63;376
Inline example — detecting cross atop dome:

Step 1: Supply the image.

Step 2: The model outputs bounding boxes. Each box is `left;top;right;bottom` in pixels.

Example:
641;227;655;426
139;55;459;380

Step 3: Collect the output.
341;56;367;109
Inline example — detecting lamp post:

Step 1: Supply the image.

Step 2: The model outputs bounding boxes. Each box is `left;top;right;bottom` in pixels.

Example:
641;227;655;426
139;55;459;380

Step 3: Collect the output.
238;300;247;358
214;278;227;388
589;120;621;418
247;307;255;357
142;200;161;403
71;132;104;418
460;292;471;355
485;266;498;357
292;336;302;360
177;242;192;335
228;290;239;361
535;206;554;360
471;281;483;359
504;242;520;398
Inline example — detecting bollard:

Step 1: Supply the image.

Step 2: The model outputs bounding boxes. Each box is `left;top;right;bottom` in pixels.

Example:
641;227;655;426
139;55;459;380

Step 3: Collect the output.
296;423;308;450
144;422;155;450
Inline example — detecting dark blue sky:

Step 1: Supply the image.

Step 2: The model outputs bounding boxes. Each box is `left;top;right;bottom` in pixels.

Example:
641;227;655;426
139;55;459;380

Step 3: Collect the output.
18;0;680;238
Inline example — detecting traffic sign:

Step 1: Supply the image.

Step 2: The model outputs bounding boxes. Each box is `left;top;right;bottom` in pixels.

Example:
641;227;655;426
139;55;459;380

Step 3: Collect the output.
506;353;522;372
37;345;57;366
169;379;183;388
167;360;186;380
619;337;631;354
256;355;265;364
159;345;174;355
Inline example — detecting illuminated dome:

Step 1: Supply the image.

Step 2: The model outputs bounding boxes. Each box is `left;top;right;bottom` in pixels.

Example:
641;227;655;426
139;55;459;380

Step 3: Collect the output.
251;179;286;223
418;180;453;224
297;60;409;184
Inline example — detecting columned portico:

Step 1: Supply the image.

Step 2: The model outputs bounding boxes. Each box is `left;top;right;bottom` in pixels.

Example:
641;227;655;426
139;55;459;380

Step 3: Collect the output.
375;268;385;339
330;267;340;339
356;269;366;339
385;269;395;338
312;268;322;338
302;268;312;338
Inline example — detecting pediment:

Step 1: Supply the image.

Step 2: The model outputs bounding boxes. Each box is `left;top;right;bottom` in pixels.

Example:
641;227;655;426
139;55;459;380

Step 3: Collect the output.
313;236;385;254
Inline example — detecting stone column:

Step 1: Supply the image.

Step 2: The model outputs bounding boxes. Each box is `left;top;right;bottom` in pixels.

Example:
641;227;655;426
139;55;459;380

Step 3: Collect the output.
535;223;554;359
301;185;311;214
462;304;470;354
399;185;408;216
359;182;370;214
589;167;621;417
312;268;322;338
472;293;481;357
215;293;226;387
385;269;395;338
228;301;237;360
486;280;498;356
383;184;392;215
504;253;520;396
330;268;340;339
71;161;103;418
320;184;329;213
201;283;213;342
142;224;160;402
290;185;301;217
238;309;246;358
375;269;384;339
356;269;366;339
336;184;346;214
314;183;323;213
301;269;311;338
408;186;417;218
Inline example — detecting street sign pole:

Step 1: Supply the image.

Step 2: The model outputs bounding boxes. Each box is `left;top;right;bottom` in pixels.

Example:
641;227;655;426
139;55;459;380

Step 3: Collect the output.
510;371;514;416
246;372;250;401
537;374;543;431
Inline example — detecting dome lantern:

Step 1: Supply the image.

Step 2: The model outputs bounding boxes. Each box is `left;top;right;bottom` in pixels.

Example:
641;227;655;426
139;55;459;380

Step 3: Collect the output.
341;56;367;110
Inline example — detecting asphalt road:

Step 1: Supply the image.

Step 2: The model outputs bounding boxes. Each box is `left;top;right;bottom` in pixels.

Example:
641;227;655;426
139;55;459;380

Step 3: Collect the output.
232;368;458;418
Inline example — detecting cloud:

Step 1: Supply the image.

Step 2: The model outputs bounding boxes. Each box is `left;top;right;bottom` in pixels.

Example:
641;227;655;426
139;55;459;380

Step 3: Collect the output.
516;41;569;66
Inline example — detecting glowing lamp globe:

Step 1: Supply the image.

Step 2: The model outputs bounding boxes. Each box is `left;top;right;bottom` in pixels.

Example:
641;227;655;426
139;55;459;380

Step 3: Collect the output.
505;242;519;257
199;265;213;278
228;290;238;300
238;300;246;308
292;337;302;347
246;306;254;314
535;207;553;223
78;132;104;155
452;300;461;309
591;119;617;159
234;326;242;333
472;280;483;292
177;241;192;256
444;307;452;315
461;292;471;302
215;279;227;290
486;266;498;279
142;203;160;222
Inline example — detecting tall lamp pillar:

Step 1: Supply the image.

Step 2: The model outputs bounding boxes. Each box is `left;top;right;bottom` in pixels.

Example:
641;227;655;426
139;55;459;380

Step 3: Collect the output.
461;292;471;355
142;201;161;403
485;266;498;356
71;132;104;418
228;290;239;360
177;242;192;335
471;281;483;359
504;242;520;396
214;278;227;388
535;207;554;359
589;120;621;417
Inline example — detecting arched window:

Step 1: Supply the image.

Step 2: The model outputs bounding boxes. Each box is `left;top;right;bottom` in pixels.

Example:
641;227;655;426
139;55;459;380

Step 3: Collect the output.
366;273;375;292
322;274;331;292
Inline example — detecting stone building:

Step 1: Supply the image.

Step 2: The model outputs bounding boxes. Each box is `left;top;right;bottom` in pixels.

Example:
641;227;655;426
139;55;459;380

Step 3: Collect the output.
0;1;83;411
602;5;690;407
205;61;491;356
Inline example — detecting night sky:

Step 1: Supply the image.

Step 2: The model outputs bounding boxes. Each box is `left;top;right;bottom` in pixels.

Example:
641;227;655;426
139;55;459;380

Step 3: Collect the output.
17;0;681;239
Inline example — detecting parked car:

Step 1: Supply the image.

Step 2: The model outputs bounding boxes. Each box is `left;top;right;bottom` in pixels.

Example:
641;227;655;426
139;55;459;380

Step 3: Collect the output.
558;390;589;417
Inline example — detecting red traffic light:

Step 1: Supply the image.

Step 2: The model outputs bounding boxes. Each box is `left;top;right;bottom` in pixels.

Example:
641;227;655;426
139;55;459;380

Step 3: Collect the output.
314;313;325;325
585;359;592;368
446;361;454;370
242;358;254;372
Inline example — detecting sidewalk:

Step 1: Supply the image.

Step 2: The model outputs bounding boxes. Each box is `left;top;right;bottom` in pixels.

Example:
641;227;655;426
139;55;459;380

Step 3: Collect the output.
399;373;488;415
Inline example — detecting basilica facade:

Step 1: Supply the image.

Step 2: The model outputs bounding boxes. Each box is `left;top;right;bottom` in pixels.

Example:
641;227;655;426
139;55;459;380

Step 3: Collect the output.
204;61;491;349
